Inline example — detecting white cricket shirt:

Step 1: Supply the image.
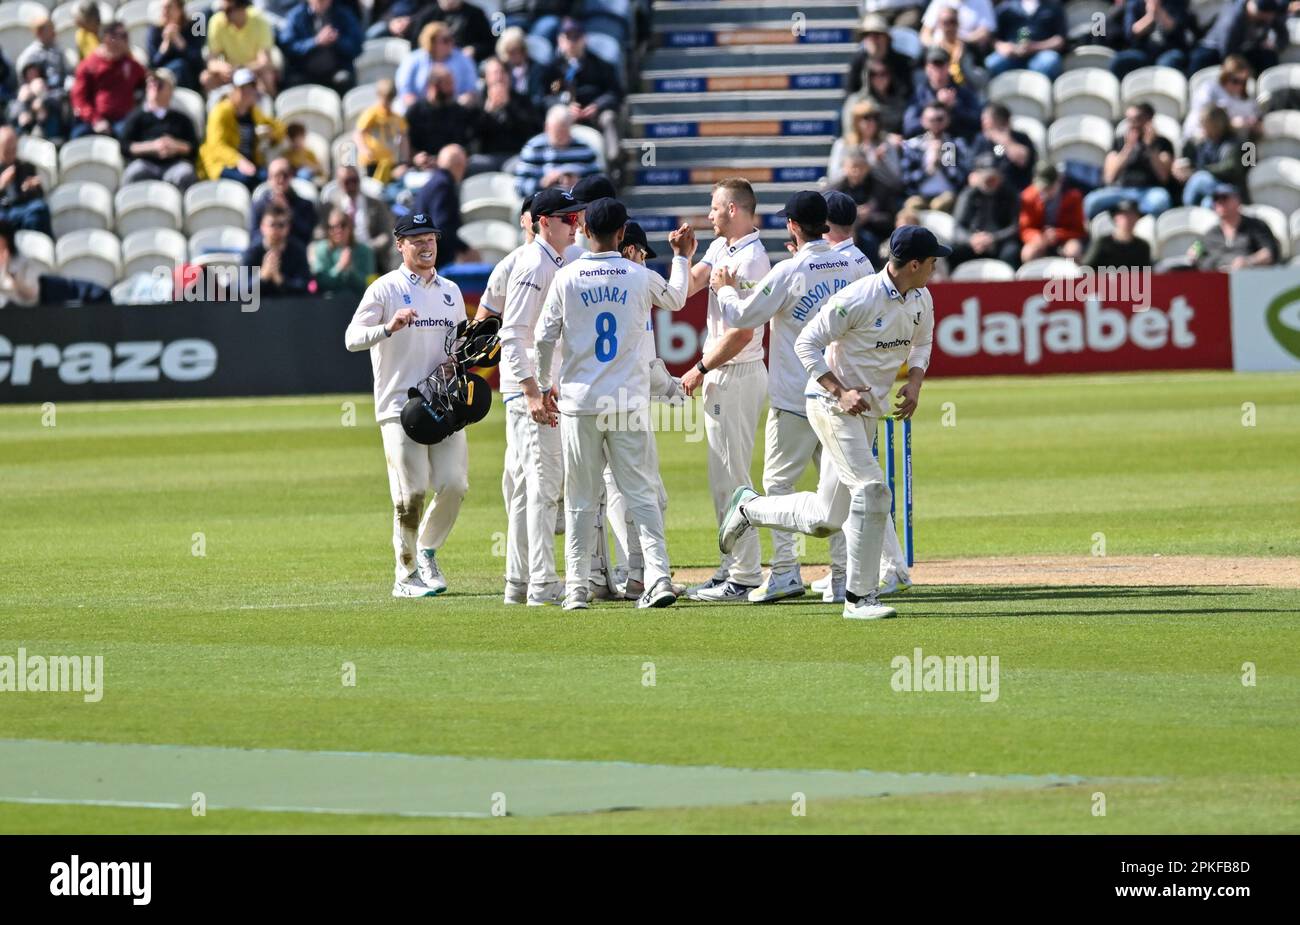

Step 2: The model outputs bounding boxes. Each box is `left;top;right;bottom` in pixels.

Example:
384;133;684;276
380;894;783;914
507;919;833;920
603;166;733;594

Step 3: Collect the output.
699;229;770;366
795;266;935;418
476;242;528;315
498;237;566;395
830;237;873;280
345;266;466;422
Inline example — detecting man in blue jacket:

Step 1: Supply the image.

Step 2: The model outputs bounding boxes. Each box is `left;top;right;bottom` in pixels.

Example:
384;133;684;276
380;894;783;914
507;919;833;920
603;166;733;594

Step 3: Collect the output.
278;0;362;91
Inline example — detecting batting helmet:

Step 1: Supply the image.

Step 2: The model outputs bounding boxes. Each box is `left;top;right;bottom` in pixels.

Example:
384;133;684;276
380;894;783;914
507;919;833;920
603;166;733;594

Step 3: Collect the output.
447;316;502;369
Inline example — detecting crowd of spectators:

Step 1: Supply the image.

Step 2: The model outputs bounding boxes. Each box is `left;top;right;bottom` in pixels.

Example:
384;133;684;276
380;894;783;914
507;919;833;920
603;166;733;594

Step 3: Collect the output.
839;0;1294;274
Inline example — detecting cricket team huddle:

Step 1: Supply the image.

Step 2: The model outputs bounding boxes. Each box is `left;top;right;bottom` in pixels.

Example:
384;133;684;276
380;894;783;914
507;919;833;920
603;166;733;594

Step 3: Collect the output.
347;173;946;621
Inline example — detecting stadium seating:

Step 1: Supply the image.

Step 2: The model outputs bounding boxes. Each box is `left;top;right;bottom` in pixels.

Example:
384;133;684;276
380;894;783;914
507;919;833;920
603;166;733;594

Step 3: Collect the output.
56;228;122;289
461;220;522;263
188;226;250;261
460;172;523;226
50;1;113;49
49;182;114;238
1121;66;1189;121
15;230;57;277
118;0;160;50
274;85;343;142
1016;257;1085;280
1048;115;1114;169
950;259;1015;281
1258;111;1300;161
17;135;59;191
1153;206;1218;261
183;180;251;235
356;38;410;86
1242;204;1291;260
59;135;125;192
1248;157;1300;218
1257;64;1300;112
989;71;1054;124
122;227;188;278
1061;44;1115;72
115;181;184;237
916;210;955;247
343;85;379;127
1053;68;1121;122
171;88;207;141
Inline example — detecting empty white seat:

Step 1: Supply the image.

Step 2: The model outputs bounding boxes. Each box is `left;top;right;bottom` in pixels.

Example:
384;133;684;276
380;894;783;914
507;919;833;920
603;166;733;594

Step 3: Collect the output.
122;227;188;278
1247;157;1300;218
1121;66;1188;121
889;25;921;61
0;2;49;61
275;84;343;141
1062;44;1115;73
16;135;58;190
950;258;1015;281
1010;115;1047;159
1257;64;1300;110
525;33;553;67
1153;206;1217;260
1047;114;1114;168
117;0;160;49
586;31;622;68
356;37;409;86
988;70;1053;123
460;219;521;263
15;229;56;276
1241;203;1290;260
1016;257;1083;280
917;209;955;245
1257;111;1300;161
59;134;125;191
49;181;113;238
114;181;184;237
343;84;379;126
1053;67;1120;121
183;179;251;234
170;87;206;140
1187;66;1221;105
56;228;122;288
188;226;250;258
460;171;522;224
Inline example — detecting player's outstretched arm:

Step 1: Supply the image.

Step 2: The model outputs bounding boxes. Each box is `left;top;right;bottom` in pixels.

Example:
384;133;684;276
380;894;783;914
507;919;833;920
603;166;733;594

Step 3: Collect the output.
712;261;790;331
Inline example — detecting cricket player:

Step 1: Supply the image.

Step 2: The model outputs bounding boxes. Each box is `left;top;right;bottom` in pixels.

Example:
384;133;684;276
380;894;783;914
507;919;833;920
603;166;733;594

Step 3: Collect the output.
710;191;857;604
718;225;941;620
344;212;470;598
564;174;617;263
823;189;874;275
474;194;535;321
499;187;584;606
531;198;693;610
679;178;772;602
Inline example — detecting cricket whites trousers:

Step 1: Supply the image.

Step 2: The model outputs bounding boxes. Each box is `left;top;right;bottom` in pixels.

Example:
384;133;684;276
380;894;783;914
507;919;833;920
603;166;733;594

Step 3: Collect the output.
380;422;468;581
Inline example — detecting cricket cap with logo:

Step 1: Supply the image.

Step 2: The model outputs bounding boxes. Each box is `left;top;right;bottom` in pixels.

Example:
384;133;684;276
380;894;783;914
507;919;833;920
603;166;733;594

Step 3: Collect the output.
888;225;952;261
394;212;441;237
530;187;584;217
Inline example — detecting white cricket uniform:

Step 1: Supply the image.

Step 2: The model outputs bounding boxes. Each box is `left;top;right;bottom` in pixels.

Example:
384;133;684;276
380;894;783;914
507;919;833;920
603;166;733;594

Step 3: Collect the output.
477;243;528;316
715;239;857;577
534;251;690;593
345;267;470;581
741;266;934;598
831;236;874;276
698;229;771;585
499;237;567;592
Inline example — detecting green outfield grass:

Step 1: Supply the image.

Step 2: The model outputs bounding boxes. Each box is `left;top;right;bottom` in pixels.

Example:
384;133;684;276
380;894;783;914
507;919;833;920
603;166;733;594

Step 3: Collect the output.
1;370;1298;833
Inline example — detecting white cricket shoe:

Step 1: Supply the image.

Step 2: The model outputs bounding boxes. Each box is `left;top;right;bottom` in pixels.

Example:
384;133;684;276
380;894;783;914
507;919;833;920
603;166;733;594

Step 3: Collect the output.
392;573;439;598
810;574;831;594
718;486;758;554
563;585;591;611
526;581;565;607
821;574;846;603
748;570;806;603
417;549;447;595
503;579;527;605
637;576;677;609
685;575;725;600
877;570;913;596
842;591;897;621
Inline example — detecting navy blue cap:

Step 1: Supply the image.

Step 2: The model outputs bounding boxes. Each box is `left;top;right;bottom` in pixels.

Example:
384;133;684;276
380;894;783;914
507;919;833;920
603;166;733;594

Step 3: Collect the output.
822;190;857;227
571;174;617;203
394;211;441;237
1211;182;1240;199
521;192;536;217
622;221;656;258
531;187;584;217
585;197;628;236
889;225;952;262
776;190;829;227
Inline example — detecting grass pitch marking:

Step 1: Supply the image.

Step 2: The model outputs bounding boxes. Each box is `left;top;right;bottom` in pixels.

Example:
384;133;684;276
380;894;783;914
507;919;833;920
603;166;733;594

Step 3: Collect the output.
0;739;1091;818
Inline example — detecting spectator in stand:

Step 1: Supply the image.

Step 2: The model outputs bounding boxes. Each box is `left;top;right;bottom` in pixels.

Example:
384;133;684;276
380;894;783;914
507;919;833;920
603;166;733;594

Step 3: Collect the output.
324;165;395;270
862;0;926;30
202;0;279;95
847;58;909;136
147;0;205;90
950;153;1021;267
73;1;101;61
353;78;407;184
396;21;479;108
920;0;995;49
283;122;325;183
1019;162;1086;264
504;0;579;43
198;68;285;187
845;15;915;100
1084;102;1174;219
496;27;547;112
1175;107;1248;207
15;16;69;100
310;206;374;295
1188;183;1278;270
834;149;899;259
828;99;902;190
406;66;477;167
1190;0;1288;75
904;47;982;139
1110;0;1191;78
250;158;317;246
970;102;1036;192
1183;54;1260;143
69;21;147;138
541;18;623;162
9;62;65;141
120;69;198;189
900;103;970;211
0;127;50;234
985;0;1066;80
474;57;544;174
514;104;599;197
408;0;497;63
412;144;477;267
278;0;362;93
922;2;988;91
1082;199;1152;268
0;221;40;309
242;204;312;295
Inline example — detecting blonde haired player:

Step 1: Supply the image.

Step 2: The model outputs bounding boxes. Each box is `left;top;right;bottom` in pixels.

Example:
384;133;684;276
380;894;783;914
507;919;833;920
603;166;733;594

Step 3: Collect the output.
532;199;694;610
718;225;940;620
344;212;469;597
679;178;772;602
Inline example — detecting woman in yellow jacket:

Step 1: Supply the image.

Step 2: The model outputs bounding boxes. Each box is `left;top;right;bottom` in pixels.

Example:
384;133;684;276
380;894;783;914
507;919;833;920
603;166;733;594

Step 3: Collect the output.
198;69;285;187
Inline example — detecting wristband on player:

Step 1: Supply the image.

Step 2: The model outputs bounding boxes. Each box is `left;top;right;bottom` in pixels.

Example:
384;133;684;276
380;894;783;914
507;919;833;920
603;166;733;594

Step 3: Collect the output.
696;360;709;375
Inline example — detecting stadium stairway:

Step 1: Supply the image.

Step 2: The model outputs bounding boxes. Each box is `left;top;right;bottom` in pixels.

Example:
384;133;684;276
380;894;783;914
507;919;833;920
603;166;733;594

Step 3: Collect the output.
625;0;861;262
